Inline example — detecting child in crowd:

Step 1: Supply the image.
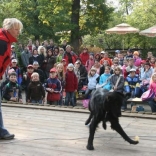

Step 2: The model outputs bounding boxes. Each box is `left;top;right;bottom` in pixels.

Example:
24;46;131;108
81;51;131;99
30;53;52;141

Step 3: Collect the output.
92;59;101;74
122;59;128;79
61;59;67;73
65;63;78;107
84;67;99;99
10;59;22;85
133;51;142;67
99;66;112;92
21;64;34;101
27;72;45;105
110;67;124;93
3;72;22;102
121;68;141;110
56;48;64;63
85;53;95;72
148;73;156;112
45;68;61;105
56;63;65;105
149;56;156;68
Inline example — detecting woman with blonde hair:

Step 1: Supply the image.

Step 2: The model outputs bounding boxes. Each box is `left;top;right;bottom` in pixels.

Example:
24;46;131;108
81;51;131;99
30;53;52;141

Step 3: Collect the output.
0;18;23;140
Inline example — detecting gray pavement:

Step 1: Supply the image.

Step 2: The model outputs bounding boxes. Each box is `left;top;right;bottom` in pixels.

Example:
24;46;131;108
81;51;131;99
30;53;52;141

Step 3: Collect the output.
0;107;156;156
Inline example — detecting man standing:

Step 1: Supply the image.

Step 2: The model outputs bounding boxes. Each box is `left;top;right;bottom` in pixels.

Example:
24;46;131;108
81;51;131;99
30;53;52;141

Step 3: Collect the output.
0;18;23;140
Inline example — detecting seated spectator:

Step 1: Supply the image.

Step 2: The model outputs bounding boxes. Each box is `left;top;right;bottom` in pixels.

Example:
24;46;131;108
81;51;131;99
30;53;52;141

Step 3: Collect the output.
45;68;61;105
140;62;153;93
99;60;110;76
64;63;78;107
27;72;45;105
94;53;101;62
122;59;128;79
114;50;120;58
110;67;124;93
56;48;64;63
10;59;22;85
33;61;45;84
117;53;124;66
79;47;89;65
111;57;122;74
139;60;146;80
133;51;142;67
21;65;34;101
84;67;99;99
149;56;156;68
125;58;139;78
124;49;133;60
3;72;22;103
146;51;153;62
85;53;95;72
92;59;101;75
99;66;112;92
100;52;112;66
100;51;105;60
121;68;141;110
148;73;156;112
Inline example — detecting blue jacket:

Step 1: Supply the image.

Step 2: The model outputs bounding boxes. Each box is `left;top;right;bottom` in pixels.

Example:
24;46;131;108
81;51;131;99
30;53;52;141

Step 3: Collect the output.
88;73;99;90
99;73;111;91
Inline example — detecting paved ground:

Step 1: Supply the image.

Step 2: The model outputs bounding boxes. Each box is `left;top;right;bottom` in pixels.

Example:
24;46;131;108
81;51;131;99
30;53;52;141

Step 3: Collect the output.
0;107;156;156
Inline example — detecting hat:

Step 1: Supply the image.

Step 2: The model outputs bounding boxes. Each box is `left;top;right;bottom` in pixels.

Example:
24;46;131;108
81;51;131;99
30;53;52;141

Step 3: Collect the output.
33;61;39;65
11;45;15;48
100;51;105;54
67;63;74;68
133;51;139;56
89;52;94;56
115;50;120;53
27;65;33;68
50;68;57;73
61;59;66;62
130;68;136;72
127;49;133;53
11;59;17;63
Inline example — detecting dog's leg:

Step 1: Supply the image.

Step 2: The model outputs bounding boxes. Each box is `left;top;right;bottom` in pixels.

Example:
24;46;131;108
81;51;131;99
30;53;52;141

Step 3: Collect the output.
85;113;93;125
110;119;139;145
87;117;100;150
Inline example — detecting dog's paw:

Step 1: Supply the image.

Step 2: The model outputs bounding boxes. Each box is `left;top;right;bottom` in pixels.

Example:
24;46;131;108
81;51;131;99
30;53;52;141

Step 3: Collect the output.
86;144;94;150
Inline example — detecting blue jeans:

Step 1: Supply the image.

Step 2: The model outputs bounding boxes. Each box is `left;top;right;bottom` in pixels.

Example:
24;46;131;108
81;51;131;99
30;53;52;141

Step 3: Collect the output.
65;92;75;106
148;100;156;112
31;99;42;104
0;86;9;137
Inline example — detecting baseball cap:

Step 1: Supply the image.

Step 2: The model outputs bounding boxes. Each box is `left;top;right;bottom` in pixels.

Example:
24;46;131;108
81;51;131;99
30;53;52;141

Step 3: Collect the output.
11;59;17;63
27;65;33;68
130;68;136;72
61;59;66;62
50;68;57;73
115;50;120;53
67;63;74;68
11;45;15;48
100;51;105;54
33;61;39;65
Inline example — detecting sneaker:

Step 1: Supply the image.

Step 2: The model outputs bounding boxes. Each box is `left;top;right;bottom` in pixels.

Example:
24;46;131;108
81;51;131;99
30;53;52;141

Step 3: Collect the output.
0;134;15;140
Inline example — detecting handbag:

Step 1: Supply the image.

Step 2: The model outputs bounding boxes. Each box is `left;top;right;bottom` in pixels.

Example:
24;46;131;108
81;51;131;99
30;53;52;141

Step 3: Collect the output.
141;89;155;101
109;76;121;92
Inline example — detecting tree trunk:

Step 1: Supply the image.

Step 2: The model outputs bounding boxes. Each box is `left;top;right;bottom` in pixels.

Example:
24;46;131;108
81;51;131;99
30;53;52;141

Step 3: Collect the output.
70;0;80;53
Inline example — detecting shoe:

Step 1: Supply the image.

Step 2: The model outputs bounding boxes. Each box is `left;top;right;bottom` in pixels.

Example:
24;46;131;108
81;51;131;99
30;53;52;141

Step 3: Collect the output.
0;134;15;140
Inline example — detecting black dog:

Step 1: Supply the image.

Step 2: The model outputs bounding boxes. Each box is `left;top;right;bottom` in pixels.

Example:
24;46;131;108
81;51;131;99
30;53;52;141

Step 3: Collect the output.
85;88;139;150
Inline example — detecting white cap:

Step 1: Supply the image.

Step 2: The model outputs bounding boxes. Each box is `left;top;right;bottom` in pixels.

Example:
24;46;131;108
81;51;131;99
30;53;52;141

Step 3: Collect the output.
67;63;74;68
33;61;39;65
130;68;136;72
11;59;17;63
101;51;105;54
11;45;15;48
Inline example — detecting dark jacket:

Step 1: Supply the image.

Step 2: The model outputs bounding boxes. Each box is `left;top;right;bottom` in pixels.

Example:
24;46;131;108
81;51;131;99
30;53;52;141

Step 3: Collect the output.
27;81;45;101
45;56;56;72
3;81;22;101
29;55;42;66
0;28;17;78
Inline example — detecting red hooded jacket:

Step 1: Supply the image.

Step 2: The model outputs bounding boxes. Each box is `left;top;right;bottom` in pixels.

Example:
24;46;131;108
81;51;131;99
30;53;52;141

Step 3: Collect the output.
0;28;17;78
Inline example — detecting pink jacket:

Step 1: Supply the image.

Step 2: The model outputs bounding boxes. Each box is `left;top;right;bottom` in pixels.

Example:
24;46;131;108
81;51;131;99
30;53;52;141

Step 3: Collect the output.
149;82;156;93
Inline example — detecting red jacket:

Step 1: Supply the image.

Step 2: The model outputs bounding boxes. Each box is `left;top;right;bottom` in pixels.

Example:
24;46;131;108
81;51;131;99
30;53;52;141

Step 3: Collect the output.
65;70;78;92
79;52;89;65
0;28;17;78
63;51;77;65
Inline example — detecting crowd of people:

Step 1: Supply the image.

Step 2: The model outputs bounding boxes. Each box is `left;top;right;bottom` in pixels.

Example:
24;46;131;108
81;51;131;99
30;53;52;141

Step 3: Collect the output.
1;41;156;112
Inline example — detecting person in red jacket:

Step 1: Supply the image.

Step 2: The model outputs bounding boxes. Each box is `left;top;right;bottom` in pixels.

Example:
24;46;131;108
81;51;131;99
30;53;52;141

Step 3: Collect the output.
99;52;112;66
0;18;23;140
79;47;89;65
65;63;78;106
